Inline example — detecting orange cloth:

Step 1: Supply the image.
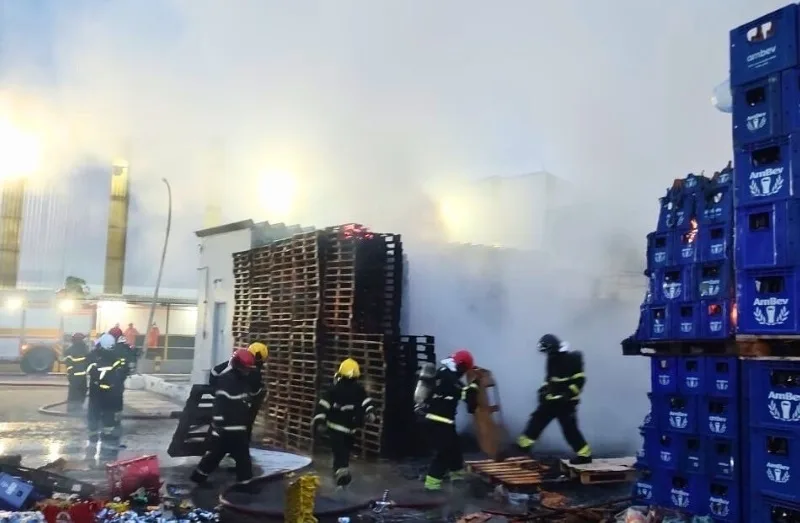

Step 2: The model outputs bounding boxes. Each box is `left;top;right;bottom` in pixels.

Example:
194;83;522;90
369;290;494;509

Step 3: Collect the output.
124;327;139;343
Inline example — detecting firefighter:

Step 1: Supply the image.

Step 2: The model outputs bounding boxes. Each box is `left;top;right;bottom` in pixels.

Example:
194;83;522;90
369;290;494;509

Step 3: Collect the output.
209;342;268;438
85;333;128;461
311;358;376;487
191;349;257;487
515;333;592;465
108;326;136;376
417;349;479;492
63;333;90;413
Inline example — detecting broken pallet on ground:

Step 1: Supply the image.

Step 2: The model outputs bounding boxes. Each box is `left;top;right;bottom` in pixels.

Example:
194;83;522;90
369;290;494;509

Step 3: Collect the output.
465;456;548;489
559;457;636;485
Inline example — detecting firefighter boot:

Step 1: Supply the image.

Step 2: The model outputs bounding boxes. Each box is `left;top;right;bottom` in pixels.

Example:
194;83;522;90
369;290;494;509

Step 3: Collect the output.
568;445;593;465
448;469;467;482
334;467;352;488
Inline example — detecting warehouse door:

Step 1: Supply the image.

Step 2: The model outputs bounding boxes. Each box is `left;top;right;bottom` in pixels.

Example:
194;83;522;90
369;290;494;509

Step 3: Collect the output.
211;302;228;365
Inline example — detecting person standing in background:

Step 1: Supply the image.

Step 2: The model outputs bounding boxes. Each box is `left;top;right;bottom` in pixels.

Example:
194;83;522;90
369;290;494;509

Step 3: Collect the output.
123;323;139;347
146;322;160;350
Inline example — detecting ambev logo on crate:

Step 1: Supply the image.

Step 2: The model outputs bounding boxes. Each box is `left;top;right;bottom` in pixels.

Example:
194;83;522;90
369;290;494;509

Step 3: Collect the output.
767;462;791;483
749;167;785;197
671;487;690;509
709;415;727;434
753;297;790;326
669;410;689;429
709;497;730;518
768;391;800;421
715;378;729;391
635;482;653;500
747;46;777;64
747;112;767;132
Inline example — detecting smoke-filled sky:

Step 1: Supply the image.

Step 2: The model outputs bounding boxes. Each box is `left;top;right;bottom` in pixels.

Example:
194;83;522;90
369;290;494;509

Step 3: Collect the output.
0;0;786;452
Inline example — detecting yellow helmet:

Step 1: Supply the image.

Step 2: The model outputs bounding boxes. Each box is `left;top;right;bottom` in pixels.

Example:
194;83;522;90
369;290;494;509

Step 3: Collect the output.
248;342;268;361
337;358;360;379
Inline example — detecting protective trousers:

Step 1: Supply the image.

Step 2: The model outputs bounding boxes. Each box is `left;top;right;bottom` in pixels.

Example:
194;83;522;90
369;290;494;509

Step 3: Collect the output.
424;420;463;490
523;400;590;456
328;429;354;486
66;377;87;413
247;393;265;440
86;400;122;461
192;431;253;483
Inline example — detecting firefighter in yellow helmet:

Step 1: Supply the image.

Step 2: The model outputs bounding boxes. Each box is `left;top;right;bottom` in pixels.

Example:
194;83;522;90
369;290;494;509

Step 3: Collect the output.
312;358;377;487
209;341;269;440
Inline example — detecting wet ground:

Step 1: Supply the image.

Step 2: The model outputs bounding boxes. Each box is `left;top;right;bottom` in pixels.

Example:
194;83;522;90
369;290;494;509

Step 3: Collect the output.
0;384;632;522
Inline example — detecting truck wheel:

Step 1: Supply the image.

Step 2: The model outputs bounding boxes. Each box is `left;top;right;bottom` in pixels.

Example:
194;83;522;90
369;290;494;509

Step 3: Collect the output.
21;346;56;374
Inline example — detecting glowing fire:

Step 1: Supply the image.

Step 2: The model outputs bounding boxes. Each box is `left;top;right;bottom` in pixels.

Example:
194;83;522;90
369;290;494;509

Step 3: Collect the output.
685;218;699;244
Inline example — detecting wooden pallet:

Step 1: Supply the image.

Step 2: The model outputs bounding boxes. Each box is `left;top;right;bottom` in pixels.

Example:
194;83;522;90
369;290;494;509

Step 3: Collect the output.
465;456;547;488
559;457;636;485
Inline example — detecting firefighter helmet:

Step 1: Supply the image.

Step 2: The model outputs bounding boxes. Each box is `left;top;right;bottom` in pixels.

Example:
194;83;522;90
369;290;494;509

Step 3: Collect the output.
337;358;361;379
99;333;116;350
538;333;562;353
451;349;474;372
231;348;257;370
71;333;85;342
248;342;268;361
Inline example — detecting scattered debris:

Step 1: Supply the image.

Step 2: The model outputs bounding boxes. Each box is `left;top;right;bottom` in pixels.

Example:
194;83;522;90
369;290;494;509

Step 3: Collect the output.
456;512;494;523
559;457;637;485
466;456;548;488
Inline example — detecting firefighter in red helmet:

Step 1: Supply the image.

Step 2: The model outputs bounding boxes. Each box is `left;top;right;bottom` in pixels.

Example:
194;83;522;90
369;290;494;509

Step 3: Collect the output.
415;349;479;491
191;349;257;488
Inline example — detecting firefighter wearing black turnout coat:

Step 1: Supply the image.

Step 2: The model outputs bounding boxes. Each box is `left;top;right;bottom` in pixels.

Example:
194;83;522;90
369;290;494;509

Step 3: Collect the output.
191;349;257;486
63;333;89;413
312;358;376;487
418;349;479;492
85;333;128;461
516;333;592;464
209;342;268;439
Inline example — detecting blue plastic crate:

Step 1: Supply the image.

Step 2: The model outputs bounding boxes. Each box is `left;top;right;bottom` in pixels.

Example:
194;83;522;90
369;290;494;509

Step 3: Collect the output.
639;304;670;340
735;199;800;269
652;356;678;395
637;427;655;468
657;186;695;232
751;494;800;522
663;471;703;513
734;135;800;205
683;173;710;194
746;359;800;430
698;224;732;262
646;231;673;271
657;394;697;434
674;228;699;265
730;3;800;87
632;467;662;506
0;473;33;510
733;72;783;146
751;427;800;503
709;437;740;480
737;267;800;335
678;356;705;395
671;302;700;340
655;431;680;470
698;184;733;225
700;396;740;439
705;478;741;522
705;356;740;398
700;300;736;340
651;266;697;304
680;434;707;475
784;67;800;136
697;260;734;300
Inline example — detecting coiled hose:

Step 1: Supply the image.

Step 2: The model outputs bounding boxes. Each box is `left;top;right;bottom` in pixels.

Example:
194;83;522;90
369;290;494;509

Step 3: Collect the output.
285;473;320;523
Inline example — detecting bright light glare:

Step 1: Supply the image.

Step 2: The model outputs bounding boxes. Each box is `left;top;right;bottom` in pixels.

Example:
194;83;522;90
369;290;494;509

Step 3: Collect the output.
97;300;126;327
5;297;22;310
259;170;298;220
0;120;42;180
59;299;75;313
46;441;62;463
438;196;469;232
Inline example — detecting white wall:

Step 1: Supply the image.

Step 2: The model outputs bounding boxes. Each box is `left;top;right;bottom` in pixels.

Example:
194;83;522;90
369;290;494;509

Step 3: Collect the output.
191;228;251;384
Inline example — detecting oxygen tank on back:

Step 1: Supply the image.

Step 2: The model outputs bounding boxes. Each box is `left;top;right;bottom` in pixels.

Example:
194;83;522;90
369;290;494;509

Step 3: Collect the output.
414;362;437;406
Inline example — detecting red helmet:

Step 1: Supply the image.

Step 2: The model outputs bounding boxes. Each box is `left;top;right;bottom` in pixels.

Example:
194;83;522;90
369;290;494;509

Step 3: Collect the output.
108;326;123;339
231;348;256;370
451;349;474;372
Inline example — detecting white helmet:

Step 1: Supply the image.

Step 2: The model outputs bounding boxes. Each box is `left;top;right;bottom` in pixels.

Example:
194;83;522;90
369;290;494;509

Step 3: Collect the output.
99;333;116;350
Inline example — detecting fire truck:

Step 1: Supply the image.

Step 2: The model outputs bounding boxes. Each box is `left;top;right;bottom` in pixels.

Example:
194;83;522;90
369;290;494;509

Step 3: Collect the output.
0;288;197;374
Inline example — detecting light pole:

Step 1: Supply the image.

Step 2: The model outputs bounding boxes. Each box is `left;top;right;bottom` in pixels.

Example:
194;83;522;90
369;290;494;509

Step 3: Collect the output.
138;178;172;373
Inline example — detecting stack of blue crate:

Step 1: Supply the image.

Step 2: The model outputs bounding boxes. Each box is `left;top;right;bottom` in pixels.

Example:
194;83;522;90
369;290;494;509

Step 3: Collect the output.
633;355;742;520
731;3;800;518
639;167;735;343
